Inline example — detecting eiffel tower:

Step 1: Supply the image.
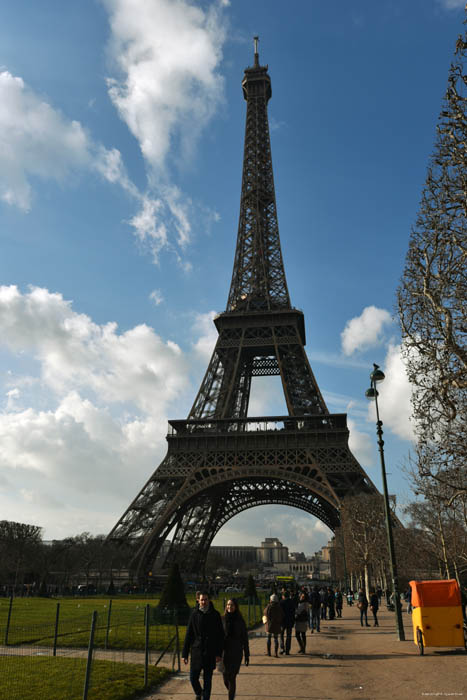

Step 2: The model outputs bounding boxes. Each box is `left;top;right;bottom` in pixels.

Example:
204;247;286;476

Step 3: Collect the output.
109;40;377;576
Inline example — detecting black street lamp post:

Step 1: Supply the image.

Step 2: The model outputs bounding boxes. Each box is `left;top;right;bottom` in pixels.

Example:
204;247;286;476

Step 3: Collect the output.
366;364;406;642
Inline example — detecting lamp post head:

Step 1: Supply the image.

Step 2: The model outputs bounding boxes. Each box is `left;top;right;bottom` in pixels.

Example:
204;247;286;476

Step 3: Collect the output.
370;364;385;384
365;387;378;400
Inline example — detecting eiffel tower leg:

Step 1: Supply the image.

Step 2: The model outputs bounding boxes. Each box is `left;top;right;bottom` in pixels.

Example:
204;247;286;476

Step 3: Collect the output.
163;492;224;575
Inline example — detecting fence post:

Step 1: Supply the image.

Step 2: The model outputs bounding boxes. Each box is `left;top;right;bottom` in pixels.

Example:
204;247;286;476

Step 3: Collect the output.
144;604;150;689
248;597;251;627
53;602;60;657
4;595;13;646
82;611;97;700
104;599;112;650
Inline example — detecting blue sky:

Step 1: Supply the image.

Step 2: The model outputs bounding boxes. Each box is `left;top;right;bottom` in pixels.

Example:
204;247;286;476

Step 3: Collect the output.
0;0;464;555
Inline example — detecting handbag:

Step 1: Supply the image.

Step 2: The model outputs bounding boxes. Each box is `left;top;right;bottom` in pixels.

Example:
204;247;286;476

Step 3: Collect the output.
216;658;225;673
357;601;363;610
262;614;268;624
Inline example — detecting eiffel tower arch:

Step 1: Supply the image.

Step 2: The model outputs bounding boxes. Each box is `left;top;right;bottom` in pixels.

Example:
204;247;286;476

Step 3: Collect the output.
108;41;378;577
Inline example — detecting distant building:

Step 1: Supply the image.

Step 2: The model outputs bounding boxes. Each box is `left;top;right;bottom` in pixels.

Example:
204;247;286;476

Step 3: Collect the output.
257;537;289;564
208;537;332;579
209;545;257;563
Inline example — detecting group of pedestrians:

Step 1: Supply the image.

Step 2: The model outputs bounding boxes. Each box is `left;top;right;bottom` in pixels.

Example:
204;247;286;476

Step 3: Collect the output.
262;585;344;657
182;591;249;700
182;585;381;700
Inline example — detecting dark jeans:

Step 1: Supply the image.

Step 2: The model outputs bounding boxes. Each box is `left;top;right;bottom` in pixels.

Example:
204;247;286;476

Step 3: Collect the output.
295;630;306;652
336;606;342;618
311;609;320;631
320;605;326;619
371;608;379;626
190;665;214;700
280;625;293;653
267;633;279;655
360;607;369;626
222;671;237;700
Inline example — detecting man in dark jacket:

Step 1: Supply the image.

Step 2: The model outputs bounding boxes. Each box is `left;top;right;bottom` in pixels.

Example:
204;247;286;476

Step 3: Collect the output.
310;586;321;632
182;591;224;700
279;590;296;655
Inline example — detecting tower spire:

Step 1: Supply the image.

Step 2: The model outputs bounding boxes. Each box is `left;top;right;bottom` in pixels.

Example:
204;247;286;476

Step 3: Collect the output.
227;41;289;313
254;35;259;67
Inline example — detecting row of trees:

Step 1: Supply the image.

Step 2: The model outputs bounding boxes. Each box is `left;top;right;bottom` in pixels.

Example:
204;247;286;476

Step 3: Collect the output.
0;521;135;594
332;491;466;599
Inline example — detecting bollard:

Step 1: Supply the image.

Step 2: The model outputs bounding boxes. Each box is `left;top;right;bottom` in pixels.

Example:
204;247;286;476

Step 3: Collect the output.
53;603;60;657
82;611;97;700
4;595;13;646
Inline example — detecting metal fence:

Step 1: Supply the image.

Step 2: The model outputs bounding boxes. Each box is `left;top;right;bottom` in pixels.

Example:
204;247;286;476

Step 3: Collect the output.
0;594;265;700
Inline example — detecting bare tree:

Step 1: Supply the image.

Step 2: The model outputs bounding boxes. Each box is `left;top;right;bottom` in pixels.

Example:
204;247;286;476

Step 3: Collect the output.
407;455;467;584
340;494;388;597
397;25;467;504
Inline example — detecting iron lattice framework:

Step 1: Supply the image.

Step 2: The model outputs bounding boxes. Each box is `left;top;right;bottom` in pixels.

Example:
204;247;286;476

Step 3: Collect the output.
108;45;378;576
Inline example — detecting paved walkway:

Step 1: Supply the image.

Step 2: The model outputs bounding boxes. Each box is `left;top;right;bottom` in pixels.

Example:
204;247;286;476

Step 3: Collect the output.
143;607;467;700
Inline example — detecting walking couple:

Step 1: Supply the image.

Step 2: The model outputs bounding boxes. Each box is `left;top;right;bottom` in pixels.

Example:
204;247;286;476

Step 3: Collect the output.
182;592;249;700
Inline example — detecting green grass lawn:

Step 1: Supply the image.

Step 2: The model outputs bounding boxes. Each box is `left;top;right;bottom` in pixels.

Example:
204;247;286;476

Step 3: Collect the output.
0;594;265;650
0;656;170;700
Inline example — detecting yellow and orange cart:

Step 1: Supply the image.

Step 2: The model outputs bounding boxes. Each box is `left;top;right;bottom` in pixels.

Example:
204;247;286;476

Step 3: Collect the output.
409;579;466;655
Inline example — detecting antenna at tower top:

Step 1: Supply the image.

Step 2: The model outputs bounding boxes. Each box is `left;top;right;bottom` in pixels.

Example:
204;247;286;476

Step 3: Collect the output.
253;35;259;66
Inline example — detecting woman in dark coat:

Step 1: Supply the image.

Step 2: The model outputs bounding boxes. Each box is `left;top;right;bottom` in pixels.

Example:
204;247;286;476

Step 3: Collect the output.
222;599;249;700
357;588;370;627
369;589;379;627
294;592;309;653
263;594;284;657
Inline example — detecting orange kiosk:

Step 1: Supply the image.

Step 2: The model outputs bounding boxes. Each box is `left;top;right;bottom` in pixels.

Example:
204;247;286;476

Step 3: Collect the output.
409;579;466;655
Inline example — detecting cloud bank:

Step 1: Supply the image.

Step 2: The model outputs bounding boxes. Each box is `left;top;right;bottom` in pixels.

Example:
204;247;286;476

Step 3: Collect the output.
341;305;393;356
0;285;192;537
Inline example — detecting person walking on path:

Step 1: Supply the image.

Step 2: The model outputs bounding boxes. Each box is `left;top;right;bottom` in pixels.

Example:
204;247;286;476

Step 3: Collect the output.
295;592;310;653
357;588;370;627
327;587;336;620
263;594;284;657
310;585;321;632
221;598;249;700
335;589;343;618
279;590;296;654
319;586;328;620
182;591;224;700
369;589;379;627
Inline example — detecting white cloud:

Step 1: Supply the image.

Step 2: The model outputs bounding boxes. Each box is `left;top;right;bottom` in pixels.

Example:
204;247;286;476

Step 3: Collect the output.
367;342;415;442
0;70;136;213
0;285;187;414
341;305;393;356
102;0;228;259
149;289;164;306
0;71;93;210
104;0;227;172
